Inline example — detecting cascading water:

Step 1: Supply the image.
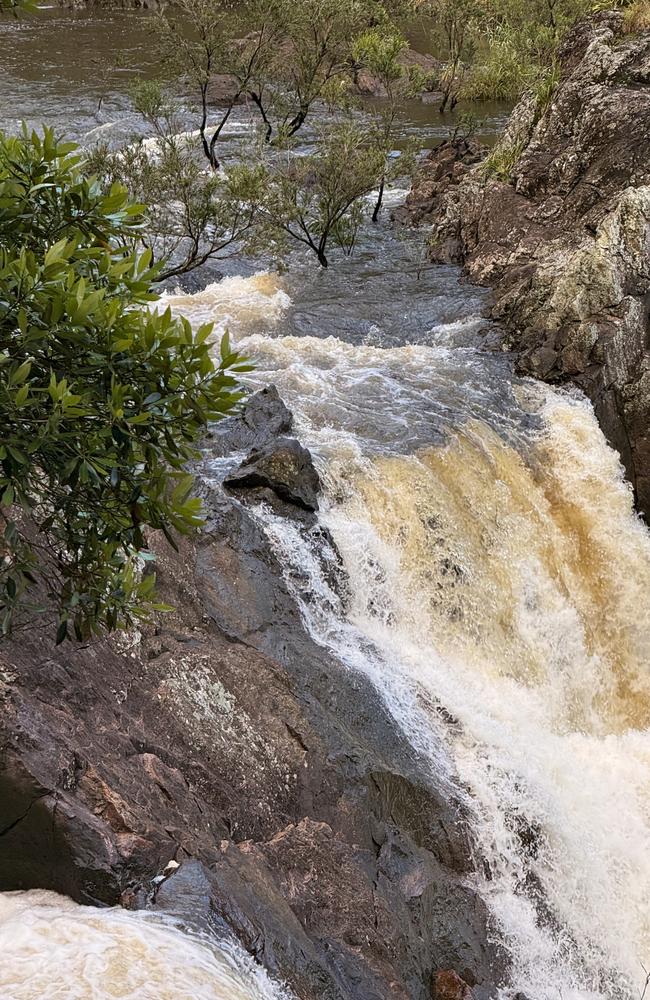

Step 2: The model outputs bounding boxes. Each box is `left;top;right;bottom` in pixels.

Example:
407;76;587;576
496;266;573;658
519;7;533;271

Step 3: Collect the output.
4;13;643;998
163;262;650;1000
0;890;290;1000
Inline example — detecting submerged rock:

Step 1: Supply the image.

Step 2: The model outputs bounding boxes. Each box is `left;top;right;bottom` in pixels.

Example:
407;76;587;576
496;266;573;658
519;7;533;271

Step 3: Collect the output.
418;12;650;515
224;437;321;512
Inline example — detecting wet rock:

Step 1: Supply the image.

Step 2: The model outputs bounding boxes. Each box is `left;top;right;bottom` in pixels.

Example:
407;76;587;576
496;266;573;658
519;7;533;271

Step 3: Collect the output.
432;970;475;1000
419;12;650;516
210;385;294;457
224;436;321;511
0;379;506;998
0;472;507;998
393;138;486;228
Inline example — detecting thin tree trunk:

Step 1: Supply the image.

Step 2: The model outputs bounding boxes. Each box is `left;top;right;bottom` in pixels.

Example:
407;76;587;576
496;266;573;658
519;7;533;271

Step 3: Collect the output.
372;175;385;223
249;91;273;143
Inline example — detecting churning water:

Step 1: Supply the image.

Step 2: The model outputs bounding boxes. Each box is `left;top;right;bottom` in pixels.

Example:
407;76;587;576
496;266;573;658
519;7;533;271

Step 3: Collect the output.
0;890;289;1000
1;13;648;994
162;253;650;1000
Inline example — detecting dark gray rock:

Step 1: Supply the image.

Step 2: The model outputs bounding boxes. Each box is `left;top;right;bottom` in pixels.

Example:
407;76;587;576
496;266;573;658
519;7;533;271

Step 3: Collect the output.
0;476;508;998
224;436;321;511
210;385;293;457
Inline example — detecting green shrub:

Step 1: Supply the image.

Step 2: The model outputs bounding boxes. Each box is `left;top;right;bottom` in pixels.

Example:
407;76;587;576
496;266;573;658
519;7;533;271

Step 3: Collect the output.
534;61;561;115
481;139;526;180
0;128;249;640
462;37;541;101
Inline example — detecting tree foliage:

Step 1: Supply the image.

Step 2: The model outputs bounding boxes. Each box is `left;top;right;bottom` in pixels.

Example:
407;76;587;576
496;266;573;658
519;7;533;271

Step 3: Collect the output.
151;0;393;164
411;0;595;104
89;81;267;280
0;128;249;640
257;123;387;266
90;0;412;274
351;28;420;218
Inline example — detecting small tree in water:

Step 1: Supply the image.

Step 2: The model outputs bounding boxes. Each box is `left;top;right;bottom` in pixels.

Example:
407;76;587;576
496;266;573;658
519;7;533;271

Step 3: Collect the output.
88;0;411;273
351;28;422;220
0;128;249;640
257;123;386;267
152;0;395;166
89;81;268;281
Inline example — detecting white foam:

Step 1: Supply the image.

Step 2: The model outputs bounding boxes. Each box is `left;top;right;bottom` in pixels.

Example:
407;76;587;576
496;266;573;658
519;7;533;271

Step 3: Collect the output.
0;889;291;1000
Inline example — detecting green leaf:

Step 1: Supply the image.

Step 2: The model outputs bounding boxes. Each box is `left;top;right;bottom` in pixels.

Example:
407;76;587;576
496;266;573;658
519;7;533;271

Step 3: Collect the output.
14;384;29;407
44;237;69;267
9;360;31;386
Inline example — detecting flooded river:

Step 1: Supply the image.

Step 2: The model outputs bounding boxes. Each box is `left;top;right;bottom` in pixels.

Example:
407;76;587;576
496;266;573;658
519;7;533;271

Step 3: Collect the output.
1;9;649;1000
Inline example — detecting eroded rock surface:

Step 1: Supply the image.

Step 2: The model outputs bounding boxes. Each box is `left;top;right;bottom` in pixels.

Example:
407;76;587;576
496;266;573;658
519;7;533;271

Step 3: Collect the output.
224;437;321;511
419;13;650;514
0;393;506;999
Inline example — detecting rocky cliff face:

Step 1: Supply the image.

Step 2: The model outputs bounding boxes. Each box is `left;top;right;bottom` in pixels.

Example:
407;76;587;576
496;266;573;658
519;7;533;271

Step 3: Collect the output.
418;12;650;515
0;389;504;1000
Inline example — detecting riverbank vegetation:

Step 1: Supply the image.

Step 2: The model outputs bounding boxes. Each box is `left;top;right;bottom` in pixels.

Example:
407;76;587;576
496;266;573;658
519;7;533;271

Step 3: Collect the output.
0;128;248;639
413;0;595;105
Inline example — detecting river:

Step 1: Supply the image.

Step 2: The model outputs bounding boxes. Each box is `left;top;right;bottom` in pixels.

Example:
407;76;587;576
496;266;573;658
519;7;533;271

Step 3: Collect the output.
1;8;649;1000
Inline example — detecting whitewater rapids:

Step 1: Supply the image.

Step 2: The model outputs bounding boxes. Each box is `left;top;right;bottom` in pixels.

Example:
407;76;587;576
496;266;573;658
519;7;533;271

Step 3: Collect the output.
165;272;650;1000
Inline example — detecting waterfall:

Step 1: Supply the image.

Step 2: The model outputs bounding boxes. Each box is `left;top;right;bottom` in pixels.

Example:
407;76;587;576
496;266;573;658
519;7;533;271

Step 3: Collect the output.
257;390;650;1000
163;271;650;1000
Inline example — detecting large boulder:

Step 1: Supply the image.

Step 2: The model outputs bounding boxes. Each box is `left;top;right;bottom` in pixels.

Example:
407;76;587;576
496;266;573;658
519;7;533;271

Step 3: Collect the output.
422;12;650;515
210;384;294;456
224;437;321;511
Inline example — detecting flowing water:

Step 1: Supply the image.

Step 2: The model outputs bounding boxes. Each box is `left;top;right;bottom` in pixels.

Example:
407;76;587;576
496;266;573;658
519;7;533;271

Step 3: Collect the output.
0;9;511;144
0;890;290;1000
162;257;650;1000
2;10;649;1000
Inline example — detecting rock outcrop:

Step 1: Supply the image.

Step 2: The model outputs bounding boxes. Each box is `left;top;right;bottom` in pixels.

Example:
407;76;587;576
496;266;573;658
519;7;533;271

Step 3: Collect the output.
0;389;506;999
224;437;321;511
393;138;486;227
419;12;650;515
